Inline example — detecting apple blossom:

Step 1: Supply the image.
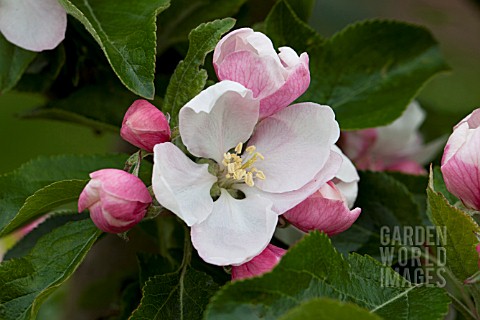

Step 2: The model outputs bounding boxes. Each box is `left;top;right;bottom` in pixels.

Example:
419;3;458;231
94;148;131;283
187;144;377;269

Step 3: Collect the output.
152;80;341;266
340;101;443;175
121;99;171;152
0;0;67;52
213;28;310;119
231;244;286;280
441;108;480;211
78;169;152;233
283;146;361;236
0;216;46;262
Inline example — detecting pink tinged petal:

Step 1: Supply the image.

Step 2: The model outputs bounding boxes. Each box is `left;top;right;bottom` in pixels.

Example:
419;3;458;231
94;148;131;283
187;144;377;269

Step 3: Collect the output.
215;51;285;100
213;28;280;68
120;99;171;152
249;102;340;193
454;108;480;130
0;0;67;52
231;244;286;280
332;145;359;208
78;179;102;212
179;81;259;163
441;127;480;211
152;143;216;226
238;150;343;214
259;52;310;119
283;181;361;236
191;190;278;266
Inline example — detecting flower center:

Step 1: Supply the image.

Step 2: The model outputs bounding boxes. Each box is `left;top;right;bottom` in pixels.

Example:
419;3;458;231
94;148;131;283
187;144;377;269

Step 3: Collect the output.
221;142;266;187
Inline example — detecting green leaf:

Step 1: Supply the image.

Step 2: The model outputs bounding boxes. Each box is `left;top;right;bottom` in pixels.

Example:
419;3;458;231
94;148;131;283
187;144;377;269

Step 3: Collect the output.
0;219;102;320
205;232;450;320
331;171;423;259
283;0;316;22
164;18;235;127
0;34;36;94
4;212;88;260
265;0;323;52
279;298;382;320
57;0;171;99
306;20;449;129
0;154;127;236
156;0;246;54
130;267;219;320
1;180;87;237
265;2;449;129
427;169;480;281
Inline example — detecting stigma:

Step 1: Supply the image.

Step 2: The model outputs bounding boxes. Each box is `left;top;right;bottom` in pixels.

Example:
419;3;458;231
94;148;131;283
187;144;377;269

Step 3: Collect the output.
222;142;266;187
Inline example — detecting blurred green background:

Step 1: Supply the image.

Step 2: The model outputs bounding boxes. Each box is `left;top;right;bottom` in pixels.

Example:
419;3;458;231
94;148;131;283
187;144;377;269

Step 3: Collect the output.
0;0;478;174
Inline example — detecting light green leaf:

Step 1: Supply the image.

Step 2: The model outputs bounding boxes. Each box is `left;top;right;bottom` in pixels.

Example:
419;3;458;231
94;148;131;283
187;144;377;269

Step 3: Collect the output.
427;168;480;281
279;298;382;320
1;180;87;236
164;18;235;127
265;1;449;129
57;0;171;99
0;154;127;236
0;219;102;320
130;267;219;320
0;34;36;94
156;0;245;54
205;232;450;320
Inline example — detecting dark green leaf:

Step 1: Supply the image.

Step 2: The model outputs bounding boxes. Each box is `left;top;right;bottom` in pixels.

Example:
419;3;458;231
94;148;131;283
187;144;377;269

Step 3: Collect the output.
332;171;423;259
427;169;480;281
279;298;382;320
57;0;171;98
131;267;219;320
265;0;322;52
4;212;88;260
205;232;450;320
164;18;235;127
305;20;449;129
0;154;127;236
0;219;102;320
284;0;316;22
0;34;36;94
156;0;245;54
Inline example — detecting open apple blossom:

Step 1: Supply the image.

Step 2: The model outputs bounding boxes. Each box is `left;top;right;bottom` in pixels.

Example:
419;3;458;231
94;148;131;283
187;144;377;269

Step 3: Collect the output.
152;80;341;265
0;0;67;51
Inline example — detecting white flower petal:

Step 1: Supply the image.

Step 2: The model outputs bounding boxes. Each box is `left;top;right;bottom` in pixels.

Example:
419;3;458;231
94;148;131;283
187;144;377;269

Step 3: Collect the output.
179;81;259;163
239;150;343;214
152;142;217;226
0;0;67;51
191;189;277;266
332;145;359;208
249;102;339;193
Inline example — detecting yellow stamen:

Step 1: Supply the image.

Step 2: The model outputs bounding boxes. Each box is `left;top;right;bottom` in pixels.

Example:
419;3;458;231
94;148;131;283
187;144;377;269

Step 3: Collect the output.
221;143;266;187
235;142;243;154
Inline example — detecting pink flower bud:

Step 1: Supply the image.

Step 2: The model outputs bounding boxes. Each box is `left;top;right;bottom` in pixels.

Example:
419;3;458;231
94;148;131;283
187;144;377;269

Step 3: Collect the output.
441;108;480;211
283;181;361;236
231;244;286;280
121;100;171;152
214;28;310;119
78;169;152;233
